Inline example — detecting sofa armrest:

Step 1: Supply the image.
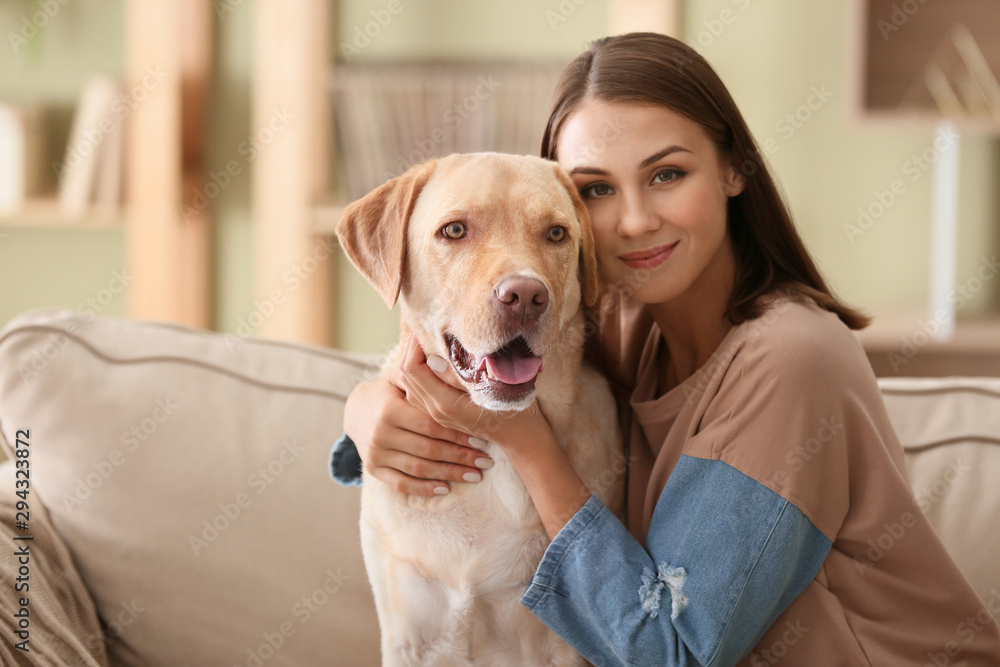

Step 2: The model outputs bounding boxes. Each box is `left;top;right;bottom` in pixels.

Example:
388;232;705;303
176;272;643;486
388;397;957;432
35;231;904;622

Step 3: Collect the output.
0;460;109;667
0;308;383;665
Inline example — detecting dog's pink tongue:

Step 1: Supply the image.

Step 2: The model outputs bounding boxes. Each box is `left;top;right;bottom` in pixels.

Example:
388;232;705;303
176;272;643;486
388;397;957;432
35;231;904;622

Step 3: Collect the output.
485;354;543;385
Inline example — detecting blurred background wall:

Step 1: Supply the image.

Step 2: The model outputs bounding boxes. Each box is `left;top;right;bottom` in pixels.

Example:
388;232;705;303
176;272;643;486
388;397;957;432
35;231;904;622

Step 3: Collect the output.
1;0;998;355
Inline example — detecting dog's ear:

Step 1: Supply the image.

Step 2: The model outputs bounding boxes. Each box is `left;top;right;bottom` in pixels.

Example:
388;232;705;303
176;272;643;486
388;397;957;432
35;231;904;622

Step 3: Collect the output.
336;160;437;308
552;164;600;307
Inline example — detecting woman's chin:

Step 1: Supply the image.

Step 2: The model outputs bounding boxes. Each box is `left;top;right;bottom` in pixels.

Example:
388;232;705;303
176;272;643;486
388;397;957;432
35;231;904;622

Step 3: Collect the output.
605;269;686;306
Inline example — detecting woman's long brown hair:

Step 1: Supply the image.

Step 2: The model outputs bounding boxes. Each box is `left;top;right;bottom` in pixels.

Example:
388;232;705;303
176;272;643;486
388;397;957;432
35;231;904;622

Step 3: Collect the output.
542;33;870;330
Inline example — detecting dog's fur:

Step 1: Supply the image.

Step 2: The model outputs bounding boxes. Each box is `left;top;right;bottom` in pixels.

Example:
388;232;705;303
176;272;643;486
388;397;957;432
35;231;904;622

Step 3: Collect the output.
337;153;625;666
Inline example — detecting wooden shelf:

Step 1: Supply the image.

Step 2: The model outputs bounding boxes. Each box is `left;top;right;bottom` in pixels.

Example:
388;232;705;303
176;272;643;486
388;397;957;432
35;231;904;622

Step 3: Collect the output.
857;309;1000;352
857;308;1000;377
0;197;123;229
852;110;1000;133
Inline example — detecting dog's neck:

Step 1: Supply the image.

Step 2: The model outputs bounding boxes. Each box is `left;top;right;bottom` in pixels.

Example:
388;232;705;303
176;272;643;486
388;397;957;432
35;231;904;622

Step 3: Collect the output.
533;308;586;442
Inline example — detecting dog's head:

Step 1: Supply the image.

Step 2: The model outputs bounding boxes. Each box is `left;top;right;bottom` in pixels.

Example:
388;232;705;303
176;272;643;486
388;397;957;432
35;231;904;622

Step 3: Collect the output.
337;152;599;411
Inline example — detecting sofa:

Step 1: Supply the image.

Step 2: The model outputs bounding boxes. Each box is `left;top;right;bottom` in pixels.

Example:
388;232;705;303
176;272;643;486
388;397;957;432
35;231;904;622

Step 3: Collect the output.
0;308;997;666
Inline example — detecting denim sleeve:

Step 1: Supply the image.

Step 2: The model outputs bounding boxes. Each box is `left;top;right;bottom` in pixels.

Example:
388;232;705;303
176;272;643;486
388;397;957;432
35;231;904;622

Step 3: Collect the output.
520;455;831;666
329;432;363;487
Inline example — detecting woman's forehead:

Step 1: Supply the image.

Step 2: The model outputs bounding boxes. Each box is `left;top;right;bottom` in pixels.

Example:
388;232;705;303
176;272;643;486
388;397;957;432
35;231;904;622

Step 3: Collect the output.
556;100;713;170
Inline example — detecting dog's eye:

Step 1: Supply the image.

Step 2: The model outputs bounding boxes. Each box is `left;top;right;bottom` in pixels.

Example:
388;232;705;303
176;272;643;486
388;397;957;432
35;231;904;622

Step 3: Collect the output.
547;226;567;243
441;222;466;240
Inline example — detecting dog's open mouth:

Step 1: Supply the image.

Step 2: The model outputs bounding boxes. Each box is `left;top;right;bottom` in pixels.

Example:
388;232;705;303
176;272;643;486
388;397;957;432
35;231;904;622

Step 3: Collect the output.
445;333;543;402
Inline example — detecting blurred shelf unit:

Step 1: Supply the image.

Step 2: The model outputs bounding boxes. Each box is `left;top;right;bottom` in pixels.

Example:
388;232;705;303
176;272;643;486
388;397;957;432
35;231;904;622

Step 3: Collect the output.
0;0;213;330
255;0;680;345
851;0;1000;128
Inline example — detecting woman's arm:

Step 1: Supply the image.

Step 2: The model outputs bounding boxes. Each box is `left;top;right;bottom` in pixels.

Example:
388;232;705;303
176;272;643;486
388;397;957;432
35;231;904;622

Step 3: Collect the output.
520;470;829;667
337;365;493;495
396;333;833;666
501;428;591;540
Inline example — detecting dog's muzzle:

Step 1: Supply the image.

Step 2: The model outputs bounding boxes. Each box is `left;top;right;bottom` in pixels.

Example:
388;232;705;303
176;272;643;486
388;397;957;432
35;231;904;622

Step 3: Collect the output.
445;333;543;406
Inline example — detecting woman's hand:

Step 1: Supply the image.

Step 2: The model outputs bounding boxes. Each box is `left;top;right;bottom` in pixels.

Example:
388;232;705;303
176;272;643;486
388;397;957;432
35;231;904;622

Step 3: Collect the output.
395;332;552;456
343;365;494;497
396;333;592;539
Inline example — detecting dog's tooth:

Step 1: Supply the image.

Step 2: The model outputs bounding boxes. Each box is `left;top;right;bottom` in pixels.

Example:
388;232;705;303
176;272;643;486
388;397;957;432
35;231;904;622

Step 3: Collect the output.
485;363;495;380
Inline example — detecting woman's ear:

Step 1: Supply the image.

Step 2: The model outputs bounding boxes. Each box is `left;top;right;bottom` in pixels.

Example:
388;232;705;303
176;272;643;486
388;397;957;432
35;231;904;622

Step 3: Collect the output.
723;163;746;198
552;164;600;308
336;160;437;308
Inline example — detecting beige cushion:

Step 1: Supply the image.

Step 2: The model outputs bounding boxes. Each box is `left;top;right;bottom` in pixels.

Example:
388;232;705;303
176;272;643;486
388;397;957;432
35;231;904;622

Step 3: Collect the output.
0;309;380;667
878;376;1000;605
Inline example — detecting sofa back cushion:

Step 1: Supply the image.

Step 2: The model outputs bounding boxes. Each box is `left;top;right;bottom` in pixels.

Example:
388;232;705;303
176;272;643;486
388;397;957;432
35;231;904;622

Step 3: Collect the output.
0;310;381;666
878;376;1000;607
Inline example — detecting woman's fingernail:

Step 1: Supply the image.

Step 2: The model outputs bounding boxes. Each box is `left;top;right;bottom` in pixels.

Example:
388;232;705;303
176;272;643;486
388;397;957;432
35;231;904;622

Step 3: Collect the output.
427;355;448;373
434;486;450;495
469;436;488;448
474;457;493;470
463;472;482;483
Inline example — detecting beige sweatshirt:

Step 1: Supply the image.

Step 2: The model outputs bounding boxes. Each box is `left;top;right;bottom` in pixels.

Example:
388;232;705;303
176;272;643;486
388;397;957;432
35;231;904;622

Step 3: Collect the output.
588;287;1000;666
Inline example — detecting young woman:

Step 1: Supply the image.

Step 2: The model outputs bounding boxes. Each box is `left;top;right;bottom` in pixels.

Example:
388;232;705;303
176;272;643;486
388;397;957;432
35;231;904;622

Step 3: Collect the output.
331;33;1000;666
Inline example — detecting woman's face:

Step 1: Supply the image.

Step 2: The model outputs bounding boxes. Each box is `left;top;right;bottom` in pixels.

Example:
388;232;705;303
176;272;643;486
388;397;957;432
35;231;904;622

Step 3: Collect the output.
556;99;744;307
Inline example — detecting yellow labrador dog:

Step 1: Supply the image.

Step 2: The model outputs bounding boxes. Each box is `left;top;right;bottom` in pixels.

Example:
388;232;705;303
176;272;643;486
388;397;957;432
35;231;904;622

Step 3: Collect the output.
337;153;624;666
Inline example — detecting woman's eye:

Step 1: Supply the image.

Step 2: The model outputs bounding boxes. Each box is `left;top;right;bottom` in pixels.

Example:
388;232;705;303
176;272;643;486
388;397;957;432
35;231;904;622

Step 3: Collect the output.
580;182;613;199
547;226;567;243
652;168;686;185
441;222;466;239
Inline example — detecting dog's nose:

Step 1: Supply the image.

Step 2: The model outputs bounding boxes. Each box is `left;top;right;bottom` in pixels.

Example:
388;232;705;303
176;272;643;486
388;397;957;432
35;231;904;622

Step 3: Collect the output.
494;276;549;323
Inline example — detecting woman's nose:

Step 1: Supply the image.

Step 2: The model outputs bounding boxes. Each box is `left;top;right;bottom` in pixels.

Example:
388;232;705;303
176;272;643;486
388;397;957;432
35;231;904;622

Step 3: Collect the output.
616;190;660;238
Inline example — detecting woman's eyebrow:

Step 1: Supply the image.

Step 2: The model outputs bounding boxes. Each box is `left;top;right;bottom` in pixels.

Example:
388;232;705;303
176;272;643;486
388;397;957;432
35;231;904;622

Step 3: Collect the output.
568;145;693;176
639;145;692;169
568;166;608;176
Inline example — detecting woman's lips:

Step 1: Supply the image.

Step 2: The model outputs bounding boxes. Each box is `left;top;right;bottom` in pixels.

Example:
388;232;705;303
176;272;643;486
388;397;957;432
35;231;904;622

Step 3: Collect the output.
619;241;679;270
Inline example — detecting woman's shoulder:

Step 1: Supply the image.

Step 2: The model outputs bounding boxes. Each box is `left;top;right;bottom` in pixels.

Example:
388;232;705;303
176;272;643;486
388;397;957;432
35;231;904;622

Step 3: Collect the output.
731;288;872;385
